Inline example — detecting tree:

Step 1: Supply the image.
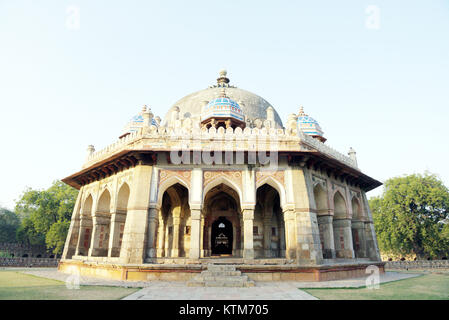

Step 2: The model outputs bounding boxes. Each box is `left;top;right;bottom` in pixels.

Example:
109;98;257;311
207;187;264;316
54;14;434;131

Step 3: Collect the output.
15;181;78;254
0;207;20;243
370;173;449;259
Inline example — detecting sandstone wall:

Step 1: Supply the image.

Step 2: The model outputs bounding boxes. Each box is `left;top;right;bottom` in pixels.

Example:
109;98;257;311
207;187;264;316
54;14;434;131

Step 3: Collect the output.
0;257;59;267
385;260;449;270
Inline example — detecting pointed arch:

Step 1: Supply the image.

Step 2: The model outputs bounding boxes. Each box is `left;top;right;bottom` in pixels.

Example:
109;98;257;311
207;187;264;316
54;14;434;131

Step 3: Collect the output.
350;195;367;258
313;184;328;214
110;183;130;258
333;190;348;219
157;183;190;258
256;177;287;210
117;183;130;212
77;194;94;256
314;184;333;258
96;189;111;214
351;196;362;220
203;175;242;205
89;188;112;257
157;176;190;208
82;194;93;217
256;183;284;258
202;181;242;258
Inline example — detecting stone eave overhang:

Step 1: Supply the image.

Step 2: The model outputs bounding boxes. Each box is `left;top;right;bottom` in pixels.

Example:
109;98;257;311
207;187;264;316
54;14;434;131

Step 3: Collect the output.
63;148;381;192
62;150;157;190
282;151;382;192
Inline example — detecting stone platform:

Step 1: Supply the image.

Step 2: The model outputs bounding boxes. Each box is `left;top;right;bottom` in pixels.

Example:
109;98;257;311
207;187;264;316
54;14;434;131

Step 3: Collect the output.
58;258;385;282
187;264;255;287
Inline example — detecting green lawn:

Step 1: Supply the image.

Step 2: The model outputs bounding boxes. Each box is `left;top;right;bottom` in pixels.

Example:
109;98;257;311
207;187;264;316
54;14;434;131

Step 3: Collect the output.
303;273;449;300
0;271;140;300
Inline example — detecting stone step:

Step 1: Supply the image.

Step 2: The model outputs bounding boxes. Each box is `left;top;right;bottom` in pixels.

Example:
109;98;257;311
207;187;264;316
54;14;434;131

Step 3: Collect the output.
200;270;242;277
186;263;254;287
206;264;236;272
187;280;255;288
205;281;255;288
195;275;249;282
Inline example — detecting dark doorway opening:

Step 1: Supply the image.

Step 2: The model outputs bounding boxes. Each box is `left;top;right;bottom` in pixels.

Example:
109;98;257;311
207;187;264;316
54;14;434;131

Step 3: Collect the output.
211;217;233;255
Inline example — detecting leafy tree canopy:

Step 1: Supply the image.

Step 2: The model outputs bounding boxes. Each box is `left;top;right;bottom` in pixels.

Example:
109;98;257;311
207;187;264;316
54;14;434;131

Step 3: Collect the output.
370;172;449;259
15;181;78;254
0;207;20;243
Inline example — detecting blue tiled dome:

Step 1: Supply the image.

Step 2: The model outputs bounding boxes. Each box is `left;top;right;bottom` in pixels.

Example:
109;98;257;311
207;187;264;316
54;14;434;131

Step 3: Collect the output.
297;106;325;139
122;106;158;135
201;96;244;122
130;114;158;127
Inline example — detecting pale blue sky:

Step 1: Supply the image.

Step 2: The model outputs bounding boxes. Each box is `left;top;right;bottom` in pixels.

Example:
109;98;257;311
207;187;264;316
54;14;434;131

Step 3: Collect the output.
0;1;448;210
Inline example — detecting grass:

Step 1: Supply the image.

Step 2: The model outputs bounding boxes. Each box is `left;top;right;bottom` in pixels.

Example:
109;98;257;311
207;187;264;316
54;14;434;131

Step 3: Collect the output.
0;271;140;300
303;273;449;300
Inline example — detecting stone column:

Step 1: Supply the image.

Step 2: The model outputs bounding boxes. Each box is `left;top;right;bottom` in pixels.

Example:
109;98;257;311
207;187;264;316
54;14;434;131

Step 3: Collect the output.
317;215;336;259
200;216;205;258
75;215;92;256
333;218;354;259
189;168;204;258
361;191;381;261
89;213;110;257
364;221;379;260
189;209;202;259
156;213;165;257
62;188;83;260
295;211;323;264
242;209;255;259
108;211;126;257
279;219;286;258
239;216;244;257
283;209;297;260
171;216;180;257
164;225;170;256
65;217;80;258
119;154;154;264
263;217;272;258
351;220;367;258
146;208;159;259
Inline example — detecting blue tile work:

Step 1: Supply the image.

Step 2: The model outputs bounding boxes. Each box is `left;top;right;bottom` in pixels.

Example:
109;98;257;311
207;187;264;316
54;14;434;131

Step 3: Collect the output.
201;97;244;122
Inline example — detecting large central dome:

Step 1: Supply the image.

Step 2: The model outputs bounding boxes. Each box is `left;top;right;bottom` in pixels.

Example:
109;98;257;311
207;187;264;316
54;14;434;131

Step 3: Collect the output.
162;70;283;129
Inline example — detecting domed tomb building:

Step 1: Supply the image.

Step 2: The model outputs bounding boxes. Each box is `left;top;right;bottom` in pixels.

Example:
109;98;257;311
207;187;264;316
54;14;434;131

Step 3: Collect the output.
59;70;384;282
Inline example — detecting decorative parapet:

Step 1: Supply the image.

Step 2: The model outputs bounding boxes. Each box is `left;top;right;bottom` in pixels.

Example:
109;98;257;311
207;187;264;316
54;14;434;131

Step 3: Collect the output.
298;130;359;170
83;125;359;170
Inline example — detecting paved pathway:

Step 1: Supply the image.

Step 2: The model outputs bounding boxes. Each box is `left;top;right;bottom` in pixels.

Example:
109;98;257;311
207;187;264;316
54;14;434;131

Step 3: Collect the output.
5;268;421;300
122;282;318;300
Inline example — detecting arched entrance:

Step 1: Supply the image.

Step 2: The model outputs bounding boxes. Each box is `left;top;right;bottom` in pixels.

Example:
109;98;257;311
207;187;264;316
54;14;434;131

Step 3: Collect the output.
255;184;285;258
156;183;190;258
211;217;233;255
203;183;242;257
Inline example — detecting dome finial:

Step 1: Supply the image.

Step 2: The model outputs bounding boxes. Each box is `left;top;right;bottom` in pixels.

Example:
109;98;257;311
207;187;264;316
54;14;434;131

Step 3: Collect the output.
217;69;230;86
299;105;306;116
